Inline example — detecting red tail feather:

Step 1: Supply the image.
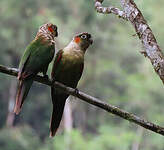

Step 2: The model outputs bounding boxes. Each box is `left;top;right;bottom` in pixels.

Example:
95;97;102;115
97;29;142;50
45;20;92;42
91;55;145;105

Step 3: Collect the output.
14;81;23;114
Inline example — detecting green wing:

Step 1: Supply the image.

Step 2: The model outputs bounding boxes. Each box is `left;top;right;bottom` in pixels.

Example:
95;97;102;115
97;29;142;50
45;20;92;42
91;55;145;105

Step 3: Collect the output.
19;41;33;74
19;39;55;79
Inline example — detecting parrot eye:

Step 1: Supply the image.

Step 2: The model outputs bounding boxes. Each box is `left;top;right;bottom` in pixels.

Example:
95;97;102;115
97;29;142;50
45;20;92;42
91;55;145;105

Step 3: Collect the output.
81;34;87;39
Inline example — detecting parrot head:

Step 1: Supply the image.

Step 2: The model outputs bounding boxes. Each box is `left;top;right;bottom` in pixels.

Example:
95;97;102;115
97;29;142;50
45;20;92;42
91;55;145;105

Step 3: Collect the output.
38;23;58;38
73;32;93;51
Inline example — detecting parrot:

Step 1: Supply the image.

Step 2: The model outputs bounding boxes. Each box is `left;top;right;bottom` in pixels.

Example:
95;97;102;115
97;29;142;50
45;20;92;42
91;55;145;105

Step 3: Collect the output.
50;32;93;137
14;23;58;115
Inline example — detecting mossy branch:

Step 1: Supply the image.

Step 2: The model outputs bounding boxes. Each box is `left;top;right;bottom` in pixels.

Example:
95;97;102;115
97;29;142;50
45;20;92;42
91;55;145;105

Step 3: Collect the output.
0;64;164;136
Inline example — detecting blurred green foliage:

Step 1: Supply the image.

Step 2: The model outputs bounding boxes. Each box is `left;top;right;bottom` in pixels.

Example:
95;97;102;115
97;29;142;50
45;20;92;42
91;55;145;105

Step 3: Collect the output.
0;0;164;149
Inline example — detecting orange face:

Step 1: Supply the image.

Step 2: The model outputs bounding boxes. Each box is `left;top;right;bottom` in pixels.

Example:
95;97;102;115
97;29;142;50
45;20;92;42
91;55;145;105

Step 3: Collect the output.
73;32;93;51
47;24;58;37
74;37;81;44
48;26;54;32
74;33;93;45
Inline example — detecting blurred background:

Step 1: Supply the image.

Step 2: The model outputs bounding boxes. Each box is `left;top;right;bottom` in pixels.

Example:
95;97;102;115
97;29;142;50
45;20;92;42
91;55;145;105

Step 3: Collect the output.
0;0;164;149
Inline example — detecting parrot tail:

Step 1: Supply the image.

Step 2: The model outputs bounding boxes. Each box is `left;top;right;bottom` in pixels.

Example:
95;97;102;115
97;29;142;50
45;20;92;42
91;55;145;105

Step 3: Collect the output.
14;79;33;115
50;87;69;137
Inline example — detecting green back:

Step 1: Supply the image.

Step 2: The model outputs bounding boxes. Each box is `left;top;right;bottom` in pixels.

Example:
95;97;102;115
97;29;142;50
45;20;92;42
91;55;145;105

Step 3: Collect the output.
19;38;55;75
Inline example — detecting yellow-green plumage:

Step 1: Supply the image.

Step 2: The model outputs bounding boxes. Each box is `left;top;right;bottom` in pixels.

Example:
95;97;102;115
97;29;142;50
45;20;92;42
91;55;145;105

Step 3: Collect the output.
52;48;84;87
50;32;93;137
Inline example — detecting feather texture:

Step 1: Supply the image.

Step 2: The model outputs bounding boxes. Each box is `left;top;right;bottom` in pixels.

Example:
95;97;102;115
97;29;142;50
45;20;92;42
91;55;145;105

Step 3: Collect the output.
50;48;84;136
14;27;56;114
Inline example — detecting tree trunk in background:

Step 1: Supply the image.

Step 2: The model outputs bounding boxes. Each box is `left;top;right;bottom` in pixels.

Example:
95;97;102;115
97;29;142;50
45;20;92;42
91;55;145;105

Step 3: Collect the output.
5;49;19;127
64;97;73;150
131;127;144;150
64;97;73;132
6;80;17;127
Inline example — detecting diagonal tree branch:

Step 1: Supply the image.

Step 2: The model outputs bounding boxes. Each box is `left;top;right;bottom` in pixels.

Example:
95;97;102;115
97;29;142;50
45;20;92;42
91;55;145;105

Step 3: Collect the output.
95;0;164;84
0;64;164;136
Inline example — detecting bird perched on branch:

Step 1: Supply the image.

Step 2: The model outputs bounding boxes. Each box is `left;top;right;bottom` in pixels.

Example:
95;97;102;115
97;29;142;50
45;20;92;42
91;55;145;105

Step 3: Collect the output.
14;23;58;115
50;32;93;137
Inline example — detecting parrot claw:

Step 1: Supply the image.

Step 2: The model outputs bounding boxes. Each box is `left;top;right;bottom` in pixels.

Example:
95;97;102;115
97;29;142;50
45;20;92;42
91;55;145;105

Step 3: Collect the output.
43;75;49;80
51;78;56;83
74;88;79;95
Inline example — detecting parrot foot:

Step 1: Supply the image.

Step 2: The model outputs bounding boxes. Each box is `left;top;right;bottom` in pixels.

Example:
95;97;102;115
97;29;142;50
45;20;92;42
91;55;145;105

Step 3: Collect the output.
74;88;79;95
43;75;49;80
51;78;56;83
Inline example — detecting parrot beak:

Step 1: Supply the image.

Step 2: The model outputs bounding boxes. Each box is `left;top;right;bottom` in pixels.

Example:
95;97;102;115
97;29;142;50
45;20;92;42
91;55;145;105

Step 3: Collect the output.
55;31;58;37
89;38;93;45
87;33;93;45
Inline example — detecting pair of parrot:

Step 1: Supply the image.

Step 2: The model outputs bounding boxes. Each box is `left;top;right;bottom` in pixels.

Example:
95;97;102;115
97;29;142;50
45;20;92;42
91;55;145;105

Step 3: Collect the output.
14;23;93;137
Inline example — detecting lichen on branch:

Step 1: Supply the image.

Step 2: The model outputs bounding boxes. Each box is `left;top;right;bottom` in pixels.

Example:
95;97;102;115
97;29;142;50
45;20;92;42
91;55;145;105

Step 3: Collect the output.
95;0;164;84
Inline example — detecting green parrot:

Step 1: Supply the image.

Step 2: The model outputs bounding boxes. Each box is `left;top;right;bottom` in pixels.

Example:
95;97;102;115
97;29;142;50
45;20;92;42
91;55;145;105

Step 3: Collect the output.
50;32;93;137
14;23;58;115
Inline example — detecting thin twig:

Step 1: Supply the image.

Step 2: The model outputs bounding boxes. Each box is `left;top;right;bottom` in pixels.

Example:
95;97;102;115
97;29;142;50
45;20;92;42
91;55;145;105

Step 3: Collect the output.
0;65;164;136
95;0;127;20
